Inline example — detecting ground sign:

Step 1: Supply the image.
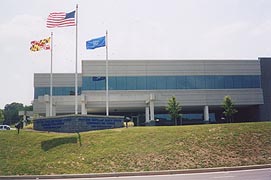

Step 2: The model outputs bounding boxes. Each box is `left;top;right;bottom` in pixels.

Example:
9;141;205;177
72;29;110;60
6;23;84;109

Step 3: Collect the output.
34;115;124;133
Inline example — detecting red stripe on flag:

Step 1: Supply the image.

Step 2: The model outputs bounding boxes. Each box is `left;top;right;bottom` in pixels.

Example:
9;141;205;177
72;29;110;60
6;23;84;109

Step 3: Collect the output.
46;11;75;28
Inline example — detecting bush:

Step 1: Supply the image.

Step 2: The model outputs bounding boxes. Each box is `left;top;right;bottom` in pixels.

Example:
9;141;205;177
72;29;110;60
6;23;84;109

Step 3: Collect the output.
123;121;134;127
24;123;33;129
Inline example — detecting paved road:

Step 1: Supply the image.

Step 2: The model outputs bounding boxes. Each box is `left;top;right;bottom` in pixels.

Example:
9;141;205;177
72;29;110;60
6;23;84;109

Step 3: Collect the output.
39;168;271;180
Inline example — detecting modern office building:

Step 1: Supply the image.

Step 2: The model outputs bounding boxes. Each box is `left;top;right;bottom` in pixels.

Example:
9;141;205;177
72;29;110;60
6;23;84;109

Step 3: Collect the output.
33;57;271;125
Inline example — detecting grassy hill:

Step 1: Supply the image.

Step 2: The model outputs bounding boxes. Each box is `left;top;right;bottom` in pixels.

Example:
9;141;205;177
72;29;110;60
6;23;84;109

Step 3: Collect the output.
0;122;270;175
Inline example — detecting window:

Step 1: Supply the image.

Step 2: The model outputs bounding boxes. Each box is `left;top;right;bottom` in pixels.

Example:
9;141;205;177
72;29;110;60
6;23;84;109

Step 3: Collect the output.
79;75;261;91
95;79;106;90
127;77;137;90
109;77;116;90
34;87;81;99
166;76;177;89
136;76;147;90
186;76;196;89
195;76;205;89
116;77;127;90
82;77;91;90
157;76;166;89
243;76;252;88
251;76;261;88
224;76;234;88
214;76;224;89
69;91;75;95
176;76;186;89
205;76;215;89
146;76;157;90
233;76;243;88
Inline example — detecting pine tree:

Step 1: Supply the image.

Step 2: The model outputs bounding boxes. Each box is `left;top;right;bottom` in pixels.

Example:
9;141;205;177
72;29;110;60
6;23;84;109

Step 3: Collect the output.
222;95;238;123
166;96;182;125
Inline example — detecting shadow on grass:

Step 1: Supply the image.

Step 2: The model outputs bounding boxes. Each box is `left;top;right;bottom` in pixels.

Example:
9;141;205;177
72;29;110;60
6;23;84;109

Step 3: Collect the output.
77;132;82;147
41;137;78;151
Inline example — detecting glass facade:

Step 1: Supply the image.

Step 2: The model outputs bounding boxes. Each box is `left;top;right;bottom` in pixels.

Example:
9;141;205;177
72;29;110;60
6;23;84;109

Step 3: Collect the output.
34;87;81;99
34;75;260;99
154;113;216;125
82;75;261;91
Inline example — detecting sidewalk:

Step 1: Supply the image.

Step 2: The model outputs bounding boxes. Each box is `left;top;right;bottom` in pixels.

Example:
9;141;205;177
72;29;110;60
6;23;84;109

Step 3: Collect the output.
1;164;270;179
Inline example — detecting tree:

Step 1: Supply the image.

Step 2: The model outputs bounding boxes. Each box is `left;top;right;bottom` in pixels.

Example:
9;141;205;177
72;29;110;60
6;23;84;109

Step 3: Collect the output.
3;102;24;125
166;96;182;125
0;109;4;125
24;105;33;111
222;96;238;123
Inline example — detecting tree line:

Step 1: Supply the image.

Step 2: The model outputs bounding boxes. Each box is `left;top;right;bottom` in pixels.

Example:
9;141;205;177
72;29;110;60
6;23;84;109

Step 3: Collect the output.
0;102;32;125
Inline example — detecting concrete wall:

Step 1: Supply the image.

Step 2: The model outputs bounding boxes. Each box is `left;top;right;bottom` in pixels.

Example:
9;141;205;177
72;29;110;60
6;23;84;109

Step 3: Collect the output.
259;58;271;121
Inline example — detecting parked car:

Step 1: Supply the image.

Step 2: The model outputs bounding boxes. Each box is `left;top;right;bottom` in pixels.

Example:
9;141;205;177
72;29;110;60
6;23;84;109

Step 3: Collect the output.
0;125;11;130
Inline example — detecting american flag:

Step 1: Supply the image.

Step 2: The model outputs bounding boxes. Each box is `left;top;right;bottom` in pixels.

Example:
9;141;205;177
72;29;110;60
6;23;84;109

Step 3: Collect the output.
46;11;76;28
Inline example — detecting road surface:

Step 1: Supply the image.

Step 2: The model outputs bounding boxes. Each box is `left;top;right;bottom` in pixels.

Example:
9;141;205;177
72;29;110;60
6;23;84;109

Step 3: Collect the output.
37;168;271;180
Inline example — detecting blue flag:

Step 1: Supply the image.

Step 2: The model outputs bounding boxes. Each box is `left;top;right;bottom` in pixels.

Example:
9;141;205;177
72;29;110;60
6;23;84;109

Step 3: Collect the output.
86;36;106;49
93;76;106;81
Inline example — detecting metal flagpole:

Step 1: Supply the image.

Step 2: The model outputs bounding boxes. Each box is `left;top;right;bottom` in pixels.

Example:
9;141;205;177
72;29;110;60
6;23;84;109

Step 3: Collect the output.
106;30;109;116
75;4;78;115
50;32;53;116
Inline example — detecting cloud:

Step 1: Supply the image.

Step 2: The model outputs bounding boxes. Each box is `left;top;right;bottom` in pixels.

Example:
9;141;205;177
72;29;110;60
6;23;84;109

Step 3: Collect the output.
0;14;48;56
0;14;47;108
204;22;251;39
0;14;45;40
251;20;271;36
197;21;271;58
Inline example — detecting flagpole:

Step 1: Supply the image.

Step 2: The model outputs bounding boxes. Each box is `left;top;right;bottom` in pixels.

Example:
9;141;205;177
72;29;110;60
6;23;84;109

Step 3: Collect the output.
75;4;78;115
50;32;53;116
106;30;109;116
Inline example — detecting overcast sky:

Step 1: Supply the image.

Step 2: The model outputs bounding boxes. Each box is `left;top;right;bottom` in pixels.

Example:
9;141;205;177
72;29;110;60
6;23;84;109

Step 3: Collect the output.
1;0;271;109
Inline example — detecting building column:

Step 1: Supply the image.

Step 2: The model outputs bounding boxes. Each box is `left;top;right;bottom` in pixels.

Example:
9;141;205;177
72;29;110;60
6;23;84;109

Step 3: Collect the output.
52;103;56;116
145;106;150;123
204;105;209;122
81;94;87;115
150;94;155;121
145;94;155;124
44;95;50;117
150;100;155;121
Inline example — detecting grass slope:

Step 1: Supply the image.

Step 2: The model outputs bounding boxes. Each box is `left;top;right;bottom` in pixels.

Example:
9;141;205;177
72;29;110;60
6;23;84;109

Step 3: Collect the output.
0;122;270;175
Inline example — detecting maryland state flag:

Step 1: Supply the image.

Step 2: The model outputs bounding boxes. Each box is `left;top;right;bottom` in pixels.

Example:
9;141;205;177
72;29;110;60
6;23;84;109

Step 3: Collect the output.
30;37;50;52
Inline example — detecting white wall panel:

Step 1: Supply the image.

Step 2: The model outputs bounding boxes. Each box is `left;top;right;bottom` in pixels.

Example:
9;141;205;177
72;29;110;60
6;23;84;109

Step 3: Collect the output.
82;60;261;76
34;73;82;87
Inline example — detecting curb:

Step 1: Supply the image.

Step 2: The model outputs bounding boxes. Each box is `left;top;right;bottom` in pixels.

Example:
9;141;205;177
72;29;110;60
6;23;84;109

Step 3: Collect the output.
1;164;271;179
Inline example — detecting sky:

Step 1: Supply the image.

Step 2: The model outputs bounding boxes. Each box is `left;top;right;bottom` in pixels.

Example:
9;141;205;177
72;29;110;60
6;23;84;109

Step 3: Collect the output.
1;0;271;109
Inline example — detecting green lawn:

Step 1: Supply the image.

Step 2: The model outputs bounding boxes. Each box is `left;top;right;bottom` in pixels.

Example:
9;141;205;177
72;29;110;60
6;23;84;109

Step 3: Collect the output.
0;122;270;175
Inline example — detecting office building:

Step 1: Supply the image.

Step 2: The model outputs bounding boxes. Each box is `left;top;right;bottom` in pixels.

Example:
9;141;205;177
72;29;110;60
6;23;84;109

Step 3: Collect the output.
33;58;271;125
